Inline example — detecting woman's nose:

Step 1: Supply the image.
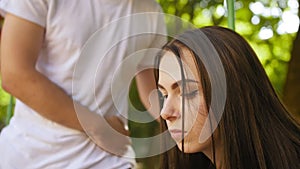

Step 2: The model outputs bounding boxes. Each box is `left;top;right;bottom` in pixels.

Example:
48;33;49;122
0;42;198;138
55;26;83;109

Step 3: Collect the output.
160;97;181;121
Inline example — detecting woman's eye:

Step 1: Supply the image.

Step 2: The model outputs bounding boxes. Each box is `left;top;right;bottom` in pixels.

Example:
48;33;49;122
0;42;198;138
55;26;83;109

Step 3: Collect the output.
161;94;168;100
182;90;198;99
158;90;168;100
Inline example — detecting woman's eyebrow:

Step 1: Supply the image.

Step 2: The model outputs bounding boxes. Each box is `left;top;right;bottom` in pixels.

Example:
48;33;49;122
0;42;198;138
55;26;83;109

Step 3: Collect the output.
172;79;199;89
158;79;199;90
157;84;165;90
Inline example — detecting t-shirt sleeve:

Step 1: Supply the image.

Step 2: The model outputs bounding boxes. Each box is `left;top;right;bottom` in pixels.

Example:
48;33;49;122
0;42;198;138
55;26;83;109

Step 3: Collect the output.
0;0;48;27
137;6;167;69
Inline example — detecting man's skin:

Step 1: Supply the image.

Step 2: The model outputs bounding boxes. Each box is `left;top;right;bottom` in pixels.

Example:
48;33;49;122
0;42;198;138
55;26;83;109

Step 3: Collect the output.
0;13;132;156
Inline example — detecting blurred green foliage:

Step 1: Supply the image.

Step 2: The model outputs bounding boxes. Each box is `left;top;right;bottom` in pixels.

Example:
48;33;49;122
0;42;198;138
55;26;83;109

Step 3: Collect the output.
157;0;296;95
0;82;13;130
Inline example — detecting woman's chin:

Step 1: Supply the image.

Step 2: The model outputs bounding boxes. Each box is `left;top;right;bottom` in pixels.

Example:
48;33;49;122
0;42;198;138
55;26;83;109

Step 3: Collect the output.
176;142;199;153
176;139;211;154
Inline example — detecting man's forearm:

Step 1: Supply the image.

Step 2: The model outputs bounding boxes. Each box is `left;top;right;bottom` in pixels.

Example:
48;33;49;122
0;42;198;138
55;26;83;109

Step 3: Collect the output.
135;68;161;121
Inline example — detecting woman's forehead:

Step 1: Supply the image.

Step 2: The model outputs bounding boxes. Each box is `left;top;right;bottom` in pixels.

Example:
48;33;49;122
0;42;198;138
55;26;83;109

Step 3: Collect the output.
158;50;199;83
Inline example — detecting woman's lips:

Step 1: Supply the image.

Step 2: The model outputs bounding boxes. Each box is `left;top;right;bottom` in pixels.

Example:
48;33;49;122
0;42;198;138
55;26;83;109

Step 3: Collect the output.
169;129;187;141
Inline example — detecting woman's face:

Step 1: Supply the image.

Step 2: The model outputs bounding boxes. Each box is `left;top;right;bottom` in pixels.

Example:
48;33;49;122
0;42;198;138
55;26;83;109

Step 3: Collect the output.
158;49;212;153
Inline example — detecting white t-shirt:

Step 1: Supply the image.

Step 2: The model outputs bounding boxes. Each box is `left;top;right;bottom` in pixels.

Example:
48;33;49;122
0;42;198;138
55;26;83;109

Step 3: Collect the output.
0;0;166;168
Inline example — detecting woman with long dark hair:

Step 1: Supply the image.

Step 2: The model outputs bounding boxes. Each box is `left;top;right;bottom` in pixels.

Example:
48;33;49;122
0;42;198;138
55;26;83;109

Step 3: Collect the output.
156;26;300;169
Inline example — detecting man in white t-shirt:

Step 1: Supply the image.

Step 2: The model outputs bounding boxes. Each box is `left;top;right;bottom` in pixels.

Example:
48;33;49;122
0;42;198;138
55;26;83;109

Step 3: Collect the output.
0;0;166;168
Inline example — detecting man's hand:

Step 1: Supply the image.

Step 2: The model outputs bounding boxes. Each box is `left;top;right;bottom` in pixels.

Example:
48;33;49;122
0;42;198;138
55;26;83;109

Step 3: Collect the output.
75;103;131;156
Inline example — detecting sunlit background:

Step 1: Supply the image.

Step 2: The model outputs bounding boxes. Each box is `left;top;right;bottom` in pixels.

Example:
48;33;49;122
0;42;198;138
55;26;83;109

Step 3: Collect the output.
157;0;299;94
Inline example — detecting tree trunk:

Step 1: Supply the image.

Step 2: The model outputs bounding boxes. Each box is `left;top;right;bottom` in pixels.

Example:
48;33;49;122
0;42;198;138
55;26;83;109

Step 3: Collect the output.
283;27;300;122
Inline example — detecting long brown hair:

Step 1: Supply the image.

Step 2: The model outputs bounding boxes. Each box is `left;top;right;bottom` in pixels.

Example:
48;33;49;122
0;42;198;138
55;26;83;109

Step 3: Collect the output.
156;26;300;169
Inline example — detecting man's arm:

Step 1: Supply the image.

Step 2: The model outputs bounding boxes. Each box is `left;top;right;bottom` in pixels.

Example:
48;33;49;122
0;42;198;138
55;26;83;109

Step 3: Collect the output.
1;14;83;130
135;68;161;121
1;14;130;155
